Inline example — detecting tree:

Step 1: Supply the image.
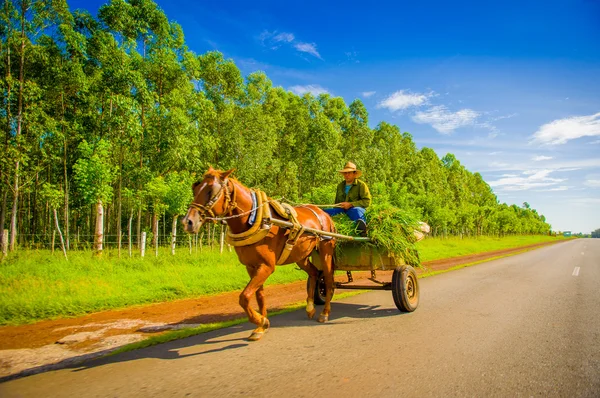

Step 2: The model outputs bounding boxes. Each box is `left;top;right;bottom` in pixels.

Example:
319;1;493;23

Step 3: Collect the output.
73;139;116;255
39;183;67;259
164;171;193;254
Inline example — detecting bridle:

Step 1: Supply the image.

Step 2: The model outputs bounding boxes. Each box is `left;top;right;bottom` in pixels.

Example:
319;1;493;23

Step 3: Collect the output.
188;177;237;221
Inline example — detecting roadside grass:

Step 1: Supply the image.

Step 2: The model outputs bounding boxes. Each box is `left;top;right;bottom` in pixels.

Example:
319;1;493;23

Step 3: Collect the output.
0;248;307;326
416;234;565;262
0;234;567;326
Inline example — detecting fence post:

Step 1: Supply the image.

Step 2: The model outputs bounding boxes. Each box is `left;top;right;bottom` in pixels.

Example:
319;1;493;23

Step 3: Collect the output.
140;232;146;258
2;229;8;259
52;230;56;255
128;211;133;258
171;215;177;256
220;222;224;254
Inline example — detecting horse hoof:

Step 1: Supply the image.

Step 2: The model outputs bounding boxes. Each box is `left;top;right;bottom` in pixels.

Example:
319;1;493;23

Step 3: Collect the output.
318;314;329;323
307;309;316;319
248;331;265;341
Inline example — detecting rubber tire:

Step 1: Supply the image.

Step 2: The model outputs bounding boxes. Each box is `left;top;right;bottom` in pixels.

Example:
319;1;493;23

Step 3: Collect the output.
307;271;327;305
391;265;419;312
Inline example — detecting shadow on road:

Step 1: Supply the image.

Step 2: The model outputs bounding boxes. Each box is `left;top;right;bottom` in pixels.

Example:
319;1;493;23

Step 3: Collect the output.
67;301;406;372
0;299;409;383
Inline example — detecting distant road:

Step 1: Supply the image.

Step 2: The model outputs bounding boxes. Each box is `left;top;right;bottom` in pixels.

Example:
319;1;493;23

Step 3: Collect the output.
2;239;599;397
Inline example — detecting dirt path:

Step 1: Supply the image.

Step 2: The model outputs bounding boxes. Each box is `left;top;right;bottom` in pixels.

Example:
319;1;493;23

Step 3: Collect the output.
0;240;562;380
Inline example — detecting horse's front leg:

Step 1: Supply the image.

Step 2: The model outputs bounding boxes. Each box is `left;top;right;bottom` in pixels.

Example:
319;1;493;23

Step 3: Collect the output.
241;264;274;341
318;241;335;323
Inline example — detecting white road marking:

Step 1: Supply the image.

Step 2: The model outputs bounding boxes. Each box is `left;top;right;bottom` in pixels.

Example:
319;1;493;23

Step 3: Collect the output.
572;267;580;277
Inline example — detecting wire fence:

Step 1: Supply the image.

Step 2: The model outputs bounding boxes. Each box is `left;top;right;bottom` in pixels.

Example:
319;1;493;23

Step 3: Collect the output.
1;224;230;255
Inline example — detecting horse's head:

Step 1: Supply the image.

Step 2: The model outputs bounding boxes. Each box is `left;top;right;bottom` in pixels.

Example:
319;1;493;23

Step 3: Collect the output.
182;167;235;234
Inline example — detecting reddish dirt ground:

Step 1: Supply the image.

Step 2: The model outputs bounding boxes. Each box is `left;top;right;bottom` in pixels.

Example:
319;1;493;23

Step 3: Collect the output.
0;240;561;379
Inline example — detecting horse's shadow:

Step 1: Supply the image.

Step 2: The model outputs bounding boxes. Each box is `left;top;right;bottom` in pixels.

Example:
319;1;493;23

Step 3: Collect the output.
2;300;407;382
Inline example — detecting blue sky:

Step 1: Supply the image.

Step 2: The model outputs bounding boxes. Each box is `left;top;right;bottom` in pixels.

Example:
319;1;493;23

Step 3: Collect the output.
72;0;600;234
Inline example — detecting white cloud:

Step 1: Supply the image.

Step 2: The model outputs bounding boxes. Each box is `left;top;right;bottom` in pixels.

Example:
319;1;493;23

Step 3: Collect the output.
294;42;321;59
490;113;518;122
273;32;294;42
584;179;600;188
289;84;329;96
362;91;376;98
531;112;600;145
377;90;430;111
570;197;600;205
259;31;321;59
538;186;570;191
490;161;510;169
412;105;479;134
532;155;553;161
488;169;566;191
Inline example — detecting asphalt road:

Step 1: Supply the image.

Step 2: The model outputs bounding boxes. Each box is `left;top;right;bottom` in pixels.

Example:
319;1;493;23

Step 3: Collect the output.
1;239;599;397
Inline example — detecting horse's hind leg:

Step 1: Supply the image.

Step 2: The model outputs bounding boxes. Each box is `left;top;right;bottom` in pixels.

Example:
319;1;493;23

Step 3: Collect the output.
317;239;335;323
296;258;319;319
241;264;274;341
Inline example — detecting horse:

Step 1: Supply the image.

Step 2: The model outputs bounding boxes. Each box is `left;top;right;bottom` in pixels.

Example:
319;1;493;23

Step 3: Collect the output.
182;167;336;341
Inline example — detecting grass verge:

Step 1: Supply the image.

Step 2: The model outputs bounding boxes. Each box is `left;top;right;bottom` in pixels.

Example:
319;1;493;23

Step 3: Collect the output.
0;235;568;326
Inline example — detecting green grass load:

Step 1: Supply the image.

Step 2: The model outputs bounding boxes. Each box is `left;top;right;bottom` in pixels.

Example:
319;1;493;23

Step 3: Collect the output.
331;203;422;267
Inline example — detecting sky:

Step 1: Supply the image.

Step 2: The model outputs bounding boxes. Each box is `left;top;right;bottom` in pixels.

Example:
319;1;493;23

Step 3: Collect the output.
71;0;600;234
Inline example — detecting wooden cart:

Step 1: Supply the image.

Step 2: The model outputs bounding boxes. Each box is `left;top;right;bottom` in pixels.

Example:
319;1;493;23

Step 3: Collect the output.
309;239;420;312
270;219;420;313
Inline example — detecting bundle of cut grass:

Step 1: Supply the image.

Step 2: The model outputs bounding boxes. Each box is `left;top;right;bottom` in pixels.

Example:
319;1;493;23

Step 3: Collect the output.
331;203;423;267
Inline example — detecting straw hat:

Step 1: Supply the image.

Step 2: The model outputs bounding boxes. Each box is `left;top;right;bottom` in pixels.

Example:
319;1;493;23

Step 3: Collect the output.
338;161;362;177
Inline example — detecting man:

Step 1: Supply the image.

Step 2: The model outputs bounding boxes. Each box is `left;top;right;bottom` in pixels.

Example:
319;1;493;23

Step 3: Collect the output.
324;161;372;236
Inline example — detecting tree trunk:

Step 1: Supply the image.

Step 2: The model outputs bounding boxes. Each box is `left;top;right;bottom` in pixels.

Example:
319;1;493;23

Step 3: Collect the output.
0;190;7;255
152;213;158;256
95;200;103;256
53;209;67;260
10;0;27;252
1;229;7;260
9;164;18;251
140;231;146;257
137;208;141;247
117;148;123;255
171;215;177;255
128;209;133;258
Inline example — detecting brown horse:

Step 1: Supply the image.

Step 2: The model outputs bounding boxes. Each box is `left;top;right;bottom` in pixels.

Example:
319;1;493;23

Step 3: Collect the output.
182;167;336;341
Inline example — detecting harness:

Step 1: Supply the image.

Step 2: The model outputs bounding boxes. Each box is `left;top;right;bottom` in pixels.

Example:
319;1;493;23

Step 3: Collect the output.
188;181;318;265
188;178;237;219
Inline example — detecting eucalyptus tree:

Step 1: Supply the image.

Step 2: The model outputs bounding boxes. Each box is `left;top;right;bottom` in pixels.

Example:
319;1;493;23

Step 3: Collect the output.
73;139;116;255
38;182;67;259
164;170;193;254
145;175;167;255
1;0;69;250
230;71;282;192
301;93;343;191
197;51;243;168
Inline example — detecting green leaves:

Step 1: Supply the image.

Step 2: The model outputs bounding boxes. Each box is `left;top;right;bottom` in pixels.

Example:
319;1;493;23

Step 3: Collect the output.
73;139;117;205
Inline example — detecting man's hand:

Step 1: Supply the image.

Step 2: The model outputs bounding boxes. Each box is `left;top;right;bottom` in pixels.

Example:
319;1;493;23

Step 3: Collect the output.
339;202;353;210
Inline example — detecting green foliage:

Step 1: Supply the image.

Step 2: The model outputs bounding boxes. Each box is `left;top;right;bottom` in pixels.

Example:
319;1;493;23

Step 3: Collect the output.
38;183;64;210
73;139;117;205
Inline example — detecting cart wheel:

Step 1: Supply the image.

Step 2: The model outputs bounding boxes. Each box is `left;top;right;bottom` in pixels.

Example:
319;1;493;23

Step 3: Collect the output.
391;265;419;312
307;271;327;305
